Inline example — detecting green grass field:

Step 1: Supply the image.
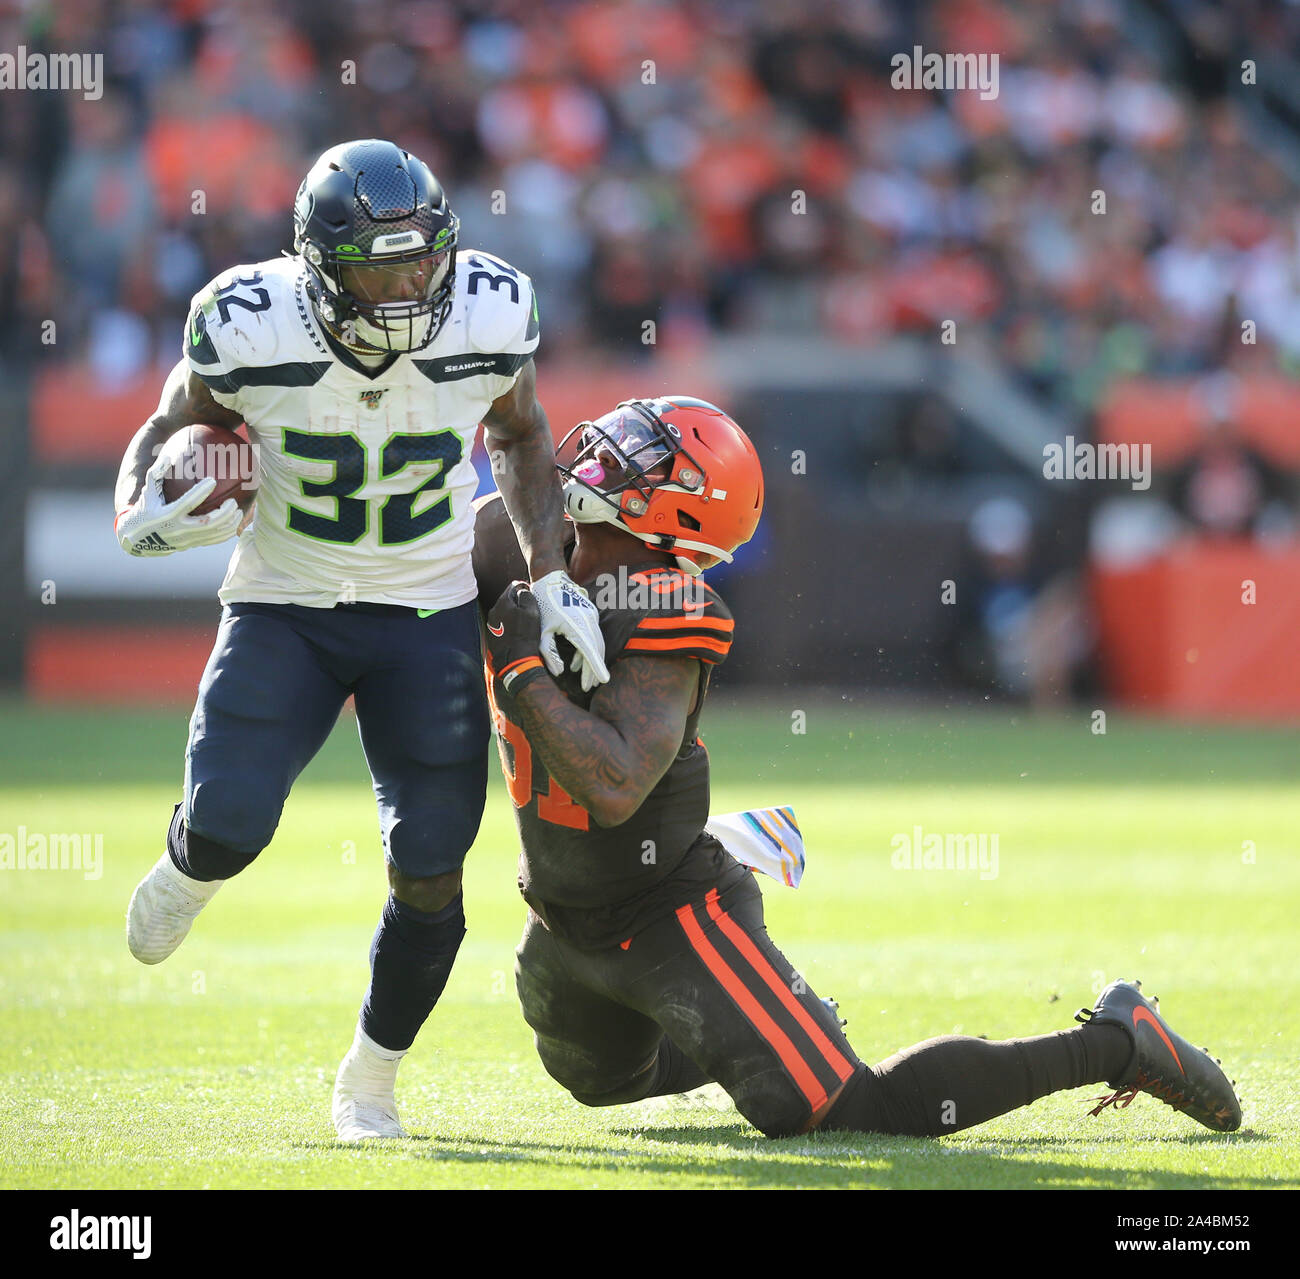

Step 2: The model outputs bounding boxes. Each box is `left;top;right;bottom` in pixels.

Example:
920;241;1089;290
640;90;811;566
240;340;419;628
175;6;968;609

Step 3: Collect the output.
1;698;1296;1189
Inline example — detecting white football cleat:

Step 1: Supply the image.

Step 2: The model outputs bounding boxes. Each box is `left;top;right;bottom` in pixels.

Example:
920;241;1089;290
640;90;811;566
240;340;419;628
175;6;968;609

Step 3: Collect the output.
333;1028;409;1142
126;853;224;964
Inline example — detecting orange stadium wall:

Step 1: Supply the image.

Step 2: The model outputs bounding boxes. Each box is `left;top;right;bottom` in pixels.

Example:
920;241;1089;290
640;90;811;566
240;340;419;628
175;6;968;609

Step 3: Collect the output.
1097;377;1300;470
1091;540;1300;719
28;626;218;704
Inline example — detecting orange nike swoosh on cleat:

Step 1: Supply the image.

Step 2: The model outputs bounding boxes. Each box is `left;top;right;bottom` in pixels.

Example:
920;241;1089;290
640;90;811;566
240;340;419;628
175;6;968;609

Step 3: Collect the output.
487;621;505;636
1133;1006;1185;1076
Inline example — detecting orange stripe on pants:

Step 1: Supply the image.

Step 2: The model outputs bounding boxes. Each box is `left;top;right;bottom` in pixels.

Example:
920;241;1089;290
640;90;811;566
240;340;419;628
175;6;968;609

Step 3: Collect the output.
704;888;855;1082
675;901;827;1113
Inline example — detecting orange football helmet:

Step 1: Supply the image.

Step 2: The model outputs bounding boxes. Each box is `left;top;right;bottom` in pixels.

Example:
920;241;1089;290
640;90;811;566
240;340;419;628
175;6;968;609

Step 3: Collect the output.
557;396;764;575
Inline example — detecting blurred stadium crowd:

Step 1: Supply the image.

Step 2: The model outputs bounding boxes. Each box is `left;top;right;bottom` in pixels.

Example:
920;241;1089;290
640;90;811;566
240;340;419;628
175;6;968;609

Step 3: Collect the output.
5;0;1300;713
1;0;1298;406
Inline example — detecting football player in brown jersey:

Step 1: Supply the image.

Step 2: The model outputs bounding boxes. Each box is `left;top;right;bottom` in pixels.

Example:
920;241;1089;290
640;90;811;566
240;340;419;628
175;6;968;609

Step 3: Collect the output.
473;396;1241;1139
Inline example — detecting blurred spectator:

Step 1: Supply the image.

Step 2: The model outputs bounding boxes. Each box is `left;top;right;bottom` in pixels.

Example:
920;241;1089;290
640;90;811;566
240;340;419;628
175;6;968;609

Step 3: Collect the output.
1167;377;1295;540
45;92;155;316
957;496;1092;705
1;0;1298;419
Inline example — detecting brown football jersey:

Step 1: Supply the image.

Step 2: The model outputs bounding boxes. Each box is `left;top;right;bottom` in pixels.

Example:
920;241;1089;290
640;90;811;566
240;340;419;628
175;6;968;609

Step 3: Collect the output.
472;493;739;948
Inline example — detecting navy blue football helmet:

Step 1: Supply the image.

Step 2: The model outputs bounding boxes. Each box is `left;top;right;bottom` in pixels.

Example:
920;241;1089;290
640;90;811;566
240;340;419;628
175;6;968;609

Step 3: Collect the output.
292;139;458;353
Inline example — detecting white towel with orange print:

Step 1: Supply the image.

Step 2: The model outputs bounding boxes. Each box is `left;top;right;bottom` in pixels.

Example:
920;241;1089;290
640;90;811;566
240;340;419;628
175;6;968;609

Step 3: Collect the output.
705;805;805;888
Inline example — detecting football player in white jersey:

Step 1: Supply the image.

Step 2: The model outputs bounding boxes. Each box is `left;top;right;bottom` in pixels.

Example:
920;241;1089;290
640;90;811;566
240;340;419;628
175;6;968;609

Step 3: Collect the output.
113;139;609;1141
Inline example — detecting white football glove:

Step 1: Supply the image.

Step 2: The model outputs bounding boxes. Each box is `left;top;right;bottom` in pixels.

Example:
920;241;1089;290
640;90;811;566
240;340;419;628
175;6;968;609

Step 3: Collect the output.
531;569;610;692
114;456;244;557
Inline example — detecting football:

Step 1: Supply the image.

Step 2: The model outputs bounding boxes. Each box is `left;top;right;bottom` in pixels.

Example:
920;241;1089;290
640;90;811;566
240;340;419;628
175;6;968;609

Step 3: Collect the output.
157;424;258;515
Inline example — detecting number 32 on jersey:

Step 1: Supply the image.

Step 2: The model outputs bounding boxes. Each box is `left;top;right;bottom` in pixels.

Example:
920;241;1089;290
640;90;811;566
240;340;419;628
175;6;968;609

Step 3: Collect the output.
282;429;462;546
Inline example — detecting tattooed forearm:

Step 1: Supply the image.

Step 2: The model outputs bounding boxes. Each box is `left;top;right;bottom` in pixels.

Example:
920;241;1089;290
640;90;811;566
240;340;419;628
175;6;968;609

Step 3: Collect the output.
483;359;567;580
513;655;698;827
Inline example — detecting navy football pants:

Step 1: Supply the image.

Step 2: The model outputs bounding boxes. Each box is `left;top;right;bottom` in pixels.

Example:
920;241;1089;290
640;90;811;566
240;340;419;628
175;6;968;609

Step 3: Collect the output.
184;600;488;878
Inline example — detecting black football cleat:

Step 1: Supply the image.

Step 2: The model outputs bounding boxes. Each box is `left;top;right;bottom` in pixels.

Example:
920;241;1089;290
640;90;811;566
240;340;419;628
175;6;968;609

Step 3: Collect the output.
1075;979;1241;1132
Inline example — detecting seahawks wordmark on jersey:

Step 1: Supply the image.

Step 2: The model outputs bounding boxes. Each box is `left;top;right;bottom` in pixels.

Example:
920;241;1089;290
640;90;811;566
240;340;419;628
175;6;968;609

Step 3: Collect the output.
185;250;539;608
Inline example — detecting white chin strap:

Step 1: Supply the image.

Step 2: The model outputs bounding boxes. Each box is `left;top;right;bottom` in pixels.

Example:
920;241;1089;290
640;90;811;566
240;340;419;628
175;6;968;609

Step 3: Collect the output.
667;537;734;576
561;480;733;576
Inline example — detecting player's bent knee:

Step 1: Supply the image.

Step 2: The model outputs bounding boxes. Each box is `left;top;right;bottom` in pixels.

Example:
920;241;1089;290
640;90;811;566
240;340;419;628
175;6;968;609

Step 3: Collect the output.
567;1083;641;1108
534;1040;646;1109
382;772;486;881
729;1078;821;1140
187;777;284;858
388;866;463;914
168;804;260;881
385;819;480;880
567;1072;661;1108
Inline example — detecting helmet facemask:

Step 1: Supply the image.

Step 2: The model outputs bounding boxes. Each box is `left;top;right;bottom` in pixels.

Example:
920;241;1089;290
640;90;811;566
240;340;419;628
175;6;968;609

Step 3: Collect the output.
338;232;455;352
556;400;726;575
299;219;457;354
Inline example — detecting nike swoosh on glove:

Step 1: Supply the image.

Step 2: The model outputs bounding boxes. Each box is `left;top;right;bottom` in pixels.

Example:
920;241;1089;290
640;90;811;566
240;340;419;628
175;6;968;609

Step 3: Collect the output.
486;581;549;694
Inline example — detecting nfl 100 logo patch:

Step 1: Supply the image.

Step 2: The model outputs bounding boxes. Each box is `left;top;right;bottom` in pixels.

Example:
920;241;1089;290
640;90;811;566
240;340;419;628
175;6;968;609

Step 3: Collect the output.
358;389;388;410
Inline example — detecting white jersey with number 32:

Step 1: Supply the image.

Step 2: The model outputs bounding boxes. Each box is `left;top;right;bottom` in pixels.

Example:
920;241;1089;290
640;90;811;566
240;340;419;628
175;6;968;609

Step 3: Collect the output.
184;250;539;609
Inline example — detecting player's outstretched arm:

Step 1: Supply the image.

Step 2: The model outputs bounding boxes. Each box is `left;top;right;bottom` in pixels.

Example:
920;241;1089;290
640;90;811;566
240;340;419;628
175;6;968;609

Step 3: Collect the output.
482;360;565;580
486;582;695;827
113;358;246;556
483;362;610;689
